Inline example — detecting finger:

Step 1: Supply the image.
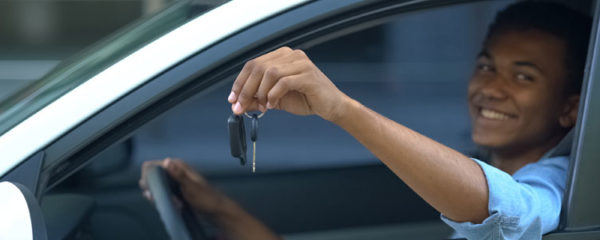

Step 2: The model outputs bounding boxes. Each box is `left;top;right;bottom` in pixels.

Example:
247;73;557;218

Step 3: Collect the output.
237;55;293;111
256;62;303;109
163;158;207;187
230;47;293;103
232;98;260;114
171;158;208;184
267;75;300;109
139;160;162;191
237;69;264;111
139;161;150;190
143;190;154;202
163;158;187;184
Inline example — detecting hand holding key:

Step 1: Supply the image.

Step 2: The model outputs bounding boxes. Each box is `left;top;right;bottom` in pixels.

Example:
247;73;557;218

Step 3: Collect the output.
228;47;353;123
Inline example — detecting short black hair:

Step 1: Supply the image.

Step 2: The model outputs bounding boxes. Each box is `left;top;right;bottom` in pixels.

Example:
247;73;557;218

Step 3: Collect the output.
485;1;592;95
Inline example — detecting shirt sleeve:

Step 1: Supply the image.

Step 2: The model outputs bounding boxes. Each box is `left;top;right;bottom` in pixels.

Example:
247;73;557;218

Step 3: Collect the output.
440;156;569;240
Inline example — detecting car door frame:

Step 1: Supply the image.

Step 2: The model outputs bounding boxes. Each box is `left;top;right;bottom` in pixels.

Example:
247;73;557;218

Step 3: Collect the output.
2;0;598;238
550;0;600;237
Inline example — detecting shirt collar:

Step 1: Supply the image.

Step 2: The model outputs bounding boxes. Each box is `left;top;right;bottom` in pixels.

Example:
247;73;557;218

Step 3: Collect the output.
542;129;574;159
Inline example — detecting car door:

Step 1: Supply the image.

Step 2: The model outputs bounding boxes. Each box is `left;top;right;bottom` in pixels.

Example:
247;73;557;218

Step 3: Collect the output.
2;0;598;239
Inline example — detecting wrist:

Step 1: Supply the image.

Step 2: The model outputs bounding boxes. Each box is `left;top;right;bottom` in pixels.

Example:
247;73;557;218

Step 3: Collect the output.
329;95;360;126
205;195;236;218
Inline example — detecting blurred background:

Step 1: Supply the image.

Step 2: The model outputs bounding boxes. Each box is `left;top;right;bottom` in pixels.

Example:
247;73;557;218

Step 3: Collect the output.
0;0;176;102
0;0;591;102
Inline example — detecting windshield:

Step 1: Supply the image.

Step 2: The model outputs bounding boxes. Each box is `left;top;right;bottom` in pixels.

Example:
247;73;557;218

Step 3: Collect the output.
0;0;228;136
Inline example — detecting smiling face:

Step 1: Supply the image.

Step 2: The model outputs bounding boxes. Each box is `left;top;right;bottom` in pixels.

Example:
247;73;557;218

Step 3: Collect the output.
468;29;577;155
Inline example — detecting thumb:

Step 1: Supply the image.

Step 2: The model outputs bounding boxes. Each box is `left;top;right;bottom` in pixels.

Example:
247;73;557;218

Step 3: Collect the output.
162;158;188;184
162;158;206;186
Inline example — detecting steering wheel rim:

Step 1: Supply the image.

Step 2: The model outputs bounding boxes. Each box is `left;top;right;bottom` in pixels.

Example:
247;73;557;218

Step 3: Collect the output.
146;165;207;240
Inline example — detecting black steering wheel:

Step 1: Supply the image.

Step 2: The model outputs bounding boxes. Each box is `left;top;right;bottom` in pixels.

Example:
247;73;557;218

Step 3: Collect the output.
146;165;208;240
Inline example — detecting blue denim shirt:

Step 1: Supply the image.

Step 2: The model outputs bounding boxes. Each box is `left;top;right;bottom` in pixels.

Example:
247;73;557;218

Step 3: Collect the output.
441;155;569;240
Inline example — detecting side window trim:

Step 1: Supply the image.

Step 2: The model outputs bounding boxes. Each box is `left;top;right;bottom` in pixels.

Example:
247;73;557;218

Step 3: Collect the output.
561;0;600;231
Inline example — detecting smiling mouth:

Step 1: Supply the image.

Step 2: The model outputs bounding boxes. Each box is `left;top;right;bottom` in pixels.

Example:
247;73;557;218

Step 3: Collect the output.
479;108;513;120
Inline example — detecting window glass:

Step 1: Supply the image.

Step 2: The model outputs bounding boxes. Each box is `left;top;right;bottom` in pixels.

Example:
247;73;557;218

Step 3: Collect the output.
0;0;229;136
131;1;515;174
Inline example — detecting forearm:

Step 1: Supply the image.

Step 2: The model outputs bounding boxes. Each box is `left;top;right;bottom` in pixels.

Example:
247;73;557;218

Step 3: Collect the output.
211;198;281;240
333;97;489;223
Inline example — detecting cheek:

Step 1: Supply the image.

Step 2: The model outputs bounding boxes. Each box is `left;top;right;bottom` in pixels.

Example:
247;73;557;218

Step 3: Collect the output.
467;78;480;101
515;92;561;128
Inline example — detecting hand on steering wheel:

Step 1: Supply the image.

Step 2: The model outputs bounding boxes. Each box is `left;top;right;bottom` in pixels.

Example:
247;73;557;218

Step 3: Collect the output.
140;158;223;240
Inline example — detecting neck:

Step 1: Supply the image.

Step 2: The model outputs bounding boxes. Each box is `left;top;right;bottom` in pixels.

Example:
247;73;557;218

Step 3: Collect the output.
490;133;565;175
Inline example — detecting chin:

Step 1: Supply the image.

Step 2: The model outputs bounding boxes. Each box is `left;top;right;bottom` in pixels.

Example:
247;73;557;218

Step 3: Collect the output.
472;132;506;149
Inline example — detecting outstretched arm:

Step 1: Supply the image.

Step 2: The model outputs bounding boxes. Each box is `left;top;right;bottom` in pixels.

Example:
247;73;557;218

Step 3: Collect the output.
334;99;489;223
229;47;489;223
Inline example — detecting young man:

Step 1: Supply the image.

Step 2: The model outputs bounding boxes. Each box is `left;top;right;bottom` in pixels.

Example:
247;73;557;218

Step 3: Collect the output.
140;1;591;239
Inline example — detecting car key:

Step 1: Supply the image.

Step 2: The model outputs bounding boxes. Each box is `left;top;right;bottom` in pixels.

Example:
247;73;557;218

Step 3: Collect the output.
250;113;258;173
228;114;247;165
245;112;263;173
229;111;264;172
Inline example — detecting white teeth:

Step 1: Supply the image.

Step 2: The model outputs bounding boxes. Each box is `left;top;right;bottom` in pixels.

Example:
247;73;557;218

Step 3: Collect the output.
480;109;510;120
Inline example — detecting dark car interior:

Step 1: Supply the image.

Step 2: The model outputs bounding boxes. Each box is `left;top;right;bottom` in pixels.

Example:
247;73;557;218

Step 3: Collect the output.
20;0;594;239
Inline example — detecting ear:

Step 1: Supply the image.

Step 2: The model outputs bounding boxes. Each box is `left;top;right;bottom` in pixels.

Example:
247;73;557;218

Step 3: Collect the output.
559;95;579;128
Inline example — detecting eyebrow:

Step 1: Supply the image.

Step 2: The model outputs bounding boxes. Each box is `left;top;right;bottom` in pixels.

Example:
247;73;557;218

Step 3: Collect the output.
514;61;545;74
477;50;492;59
477;49;545;75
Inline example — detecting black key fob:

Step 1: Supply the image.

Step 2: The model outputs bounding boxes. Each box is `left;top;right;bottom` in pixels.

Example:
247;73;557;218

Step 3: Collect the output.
251;113;258;142
228;114;247;165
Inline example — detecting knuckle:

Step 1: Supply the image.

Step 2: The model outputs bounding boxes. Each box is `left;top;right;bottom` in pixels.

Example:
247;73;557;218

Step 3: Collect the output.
232;80;241;91
265;66;279;79
278;46;292;54
279;78;290;88
257;97;267;105
281;75;294;84
255;62;267;73
293;49;306;57
267;91;276;100
244;59;256;69
257;91;267;102
238;92;250;103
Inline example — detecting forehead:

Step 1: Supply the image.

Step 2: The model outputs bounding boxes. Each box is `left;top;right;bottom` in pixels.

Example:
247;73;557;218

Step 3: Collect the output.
483;30;567;72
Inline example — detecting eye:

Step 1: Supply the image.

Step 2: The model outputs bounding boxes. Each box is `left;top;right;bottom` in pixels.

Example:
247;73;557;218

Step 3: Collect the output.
515;73;534;82
476;63;495;73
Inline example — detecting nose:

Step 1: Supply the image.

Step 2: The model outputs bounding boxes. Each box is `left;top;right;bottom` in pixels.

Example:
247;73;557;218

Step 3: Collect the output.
476;74;508;101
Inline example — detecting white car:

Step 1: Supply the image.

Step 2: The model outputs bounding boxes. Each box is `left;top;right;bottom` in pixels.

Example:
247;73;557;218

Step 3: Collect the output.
1;0;598;239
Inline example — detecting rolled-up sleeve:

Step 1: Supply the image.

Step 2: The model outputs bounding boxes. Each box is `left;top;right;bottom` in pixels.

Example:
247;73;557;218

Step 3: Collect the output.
441;156;569;240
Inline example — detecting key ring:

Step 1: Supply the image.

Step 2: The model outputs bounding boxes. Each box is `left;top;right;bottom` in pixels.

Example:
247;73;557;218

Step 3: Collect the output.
244;112;265;119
